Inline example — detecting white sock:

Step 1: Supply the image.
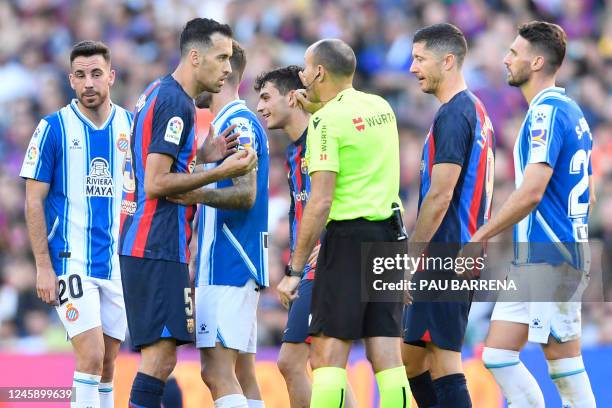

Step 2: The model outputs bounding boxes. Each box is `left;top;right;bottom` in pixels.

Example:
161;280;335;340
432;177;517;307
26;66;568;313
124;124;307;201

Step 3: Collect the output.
98;382;113;408
547;356;596;407
482;347;545;407
246;399;265;408
214;393;248;408
71;371;101;408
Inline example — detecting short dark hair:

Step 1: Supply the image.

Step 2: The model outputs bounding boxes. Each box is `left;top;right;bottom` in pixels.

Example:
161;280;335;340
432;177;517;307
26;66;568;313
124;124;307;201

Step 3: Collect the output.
310;39;356;78
228;40;247;84
254;65;303;95
413;23;468;66
518;21;567;74
179;18;233;57
70;41;111;64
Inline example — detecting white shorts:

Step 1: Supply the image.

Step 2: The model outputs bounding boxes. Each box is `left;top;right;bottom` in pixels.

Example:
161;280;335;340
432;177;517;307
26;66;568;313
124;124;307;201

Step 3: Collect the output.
491;263;589;344
195;279;259;353
55;274;127;341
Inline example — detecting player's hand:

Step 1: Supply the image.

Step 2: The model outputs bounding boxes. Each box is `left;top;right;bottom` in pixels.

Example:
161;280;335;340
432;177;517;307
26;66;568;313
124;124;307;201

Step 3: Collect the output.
218;148;258;179
403;289;413;305
306;243;320;267
198;124;240;163
36;265;58;306
402;242;424;305
403;262;415;305
277;275;301;309
167;189;203;206
289;89;324;114
457;240;484;280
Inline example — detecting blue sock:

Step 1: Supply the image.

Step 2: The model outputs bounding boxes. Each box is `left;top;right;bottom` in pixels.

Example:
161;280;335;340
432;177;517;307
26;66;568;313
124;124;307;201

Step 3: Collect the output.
432;373;471;408
161;377;183;408
409;371;439;407
130;372;165;408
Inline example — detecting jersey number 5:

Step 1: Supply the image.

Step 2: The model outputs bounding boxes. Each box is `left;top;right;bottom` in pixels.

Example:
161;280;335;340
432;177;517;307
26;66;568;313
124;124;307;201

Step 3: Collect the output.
184;288;193;317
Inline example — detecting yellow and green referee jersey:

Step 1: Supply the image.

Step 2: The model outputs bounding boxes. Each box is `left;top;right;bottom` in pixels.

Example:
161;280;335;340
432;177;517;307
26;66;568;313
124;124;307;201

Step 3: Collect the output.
306;87;401;222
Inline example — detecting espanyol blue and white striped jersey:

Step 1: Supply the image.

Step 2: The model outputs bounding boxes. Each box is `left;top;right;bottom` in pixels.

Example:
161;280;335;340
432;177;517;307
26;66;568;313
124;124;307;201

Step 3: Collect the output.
20;100;133;279
513;87;592;271
196;100;270;288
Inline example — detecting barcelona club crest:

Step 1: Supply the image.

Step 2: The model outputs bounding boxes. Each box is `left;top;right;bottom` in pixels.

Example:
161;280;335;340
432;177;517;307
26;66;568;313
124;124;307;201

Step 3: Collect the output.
186;318;194;334
300;158;308;174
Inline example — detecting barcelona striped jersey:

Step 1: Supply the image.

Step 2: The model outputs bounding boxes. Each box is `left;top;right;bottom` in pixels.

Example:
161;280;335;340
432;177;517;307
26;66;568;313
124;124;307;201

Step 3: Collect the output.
119;75;197;264
285;129;316;280
20;100;133;279
419;89;495;246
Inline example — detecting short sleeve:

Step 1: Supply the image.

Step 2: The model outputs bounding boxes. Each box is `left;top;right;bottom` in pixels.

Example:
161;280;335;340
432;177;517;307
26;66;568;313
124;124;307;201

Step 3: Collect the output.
229;116;260;154
432;110;471;167
306;114;339;174
148;97;193;159
528;104;563;168
20;119;56;183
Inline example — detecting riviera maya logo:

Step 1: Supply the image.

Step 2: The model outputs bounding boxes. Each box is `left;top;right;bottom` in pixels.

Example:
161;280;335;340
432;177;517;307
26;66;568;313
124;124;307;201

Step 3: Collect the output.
86;158;114;197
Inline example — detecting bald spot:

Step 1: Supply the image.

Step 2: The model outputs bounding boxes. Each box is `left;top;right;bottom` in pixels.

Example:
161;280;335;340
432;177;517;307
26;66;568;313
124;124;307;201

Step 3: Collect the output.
309;39;356;78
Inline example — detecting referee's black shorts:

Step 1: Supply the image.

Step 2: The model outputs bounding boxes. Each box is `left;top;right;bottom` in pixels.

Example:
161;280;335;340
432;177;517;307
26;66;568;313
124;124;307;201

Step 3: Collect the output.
308;217;403;340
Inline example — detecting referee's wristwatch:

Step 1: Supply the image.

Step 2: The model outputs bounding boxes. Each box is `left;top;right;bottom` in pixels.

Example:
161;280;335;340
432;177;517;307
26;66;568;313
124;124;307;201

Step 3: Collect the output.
285;264;304;278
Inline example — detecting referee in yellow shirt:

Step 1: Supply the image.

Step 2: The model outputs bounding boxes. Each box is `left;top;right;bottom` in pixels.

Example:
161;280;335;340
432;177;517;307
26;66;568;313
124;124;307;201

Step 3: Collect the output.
277;39;410;408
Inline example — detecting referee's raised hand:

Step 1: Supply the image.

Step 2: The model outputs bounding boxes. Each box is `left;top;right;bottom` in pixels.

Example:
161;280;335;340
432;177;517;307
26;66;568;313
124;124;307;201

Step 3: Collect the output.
289;89;324;114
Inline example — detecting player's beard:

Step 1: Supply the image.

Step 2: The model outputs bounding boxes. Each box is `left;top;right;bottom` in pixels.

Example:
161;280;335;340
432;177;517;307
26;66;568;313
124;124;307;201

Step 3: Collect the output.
506;65;531;87
78;91;104;109
422;72;442;94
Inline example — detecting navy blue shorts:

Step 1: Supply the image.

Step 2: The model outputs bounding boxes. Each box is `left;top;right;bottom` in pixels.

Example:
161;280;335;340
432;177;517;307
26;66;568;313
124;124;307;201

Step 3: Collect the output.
283;278;314;344
120;255;194;350
403;299;471;352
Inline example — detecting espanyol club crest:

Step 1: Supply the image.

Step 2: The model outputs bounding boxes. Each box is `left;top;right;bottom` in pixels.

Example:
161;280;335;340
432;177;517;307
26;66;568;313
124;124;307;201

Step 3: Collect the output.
65;303;79;322
117;133;129;153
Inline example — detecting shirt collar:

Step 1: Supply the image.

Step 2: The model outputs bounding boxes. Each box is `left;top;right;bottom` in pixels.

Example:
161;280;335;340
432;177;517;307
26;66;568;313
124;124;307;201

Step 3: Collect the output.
70;99;116;130
333;87;355;101
530;86;565;107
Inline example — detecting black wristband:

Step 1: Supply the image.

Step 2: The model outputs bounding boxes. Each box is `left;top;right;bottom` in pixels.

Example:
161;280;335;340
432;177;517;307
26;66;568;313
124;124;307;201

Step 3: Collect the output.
284;264;304;278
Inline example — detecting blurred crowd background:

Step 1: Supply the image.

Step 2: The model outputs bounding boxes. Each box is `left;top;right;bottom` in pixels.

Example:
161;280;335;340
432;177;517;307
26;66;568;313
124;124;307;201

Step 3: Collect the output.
0;0;611;353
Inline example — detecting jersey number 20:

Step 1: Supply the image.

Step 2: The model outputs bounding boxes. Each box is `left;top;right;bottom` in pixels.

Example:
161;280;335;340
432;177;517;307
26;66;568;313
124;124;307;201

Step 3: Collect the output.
58;274;84;306
568;149;591;218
